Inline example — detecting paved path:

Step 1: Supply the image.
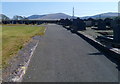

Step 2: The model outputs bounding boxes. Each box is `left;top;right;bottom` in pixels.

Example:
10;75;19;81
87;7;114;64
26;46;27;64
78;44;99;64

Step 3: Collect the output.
23;24;118;82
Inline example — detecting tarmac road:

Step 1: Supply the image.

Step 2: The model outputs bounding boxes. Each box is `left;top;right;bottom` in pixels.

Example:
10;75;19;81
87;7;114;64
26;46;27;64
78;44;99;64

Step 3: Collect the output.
23;24;118;82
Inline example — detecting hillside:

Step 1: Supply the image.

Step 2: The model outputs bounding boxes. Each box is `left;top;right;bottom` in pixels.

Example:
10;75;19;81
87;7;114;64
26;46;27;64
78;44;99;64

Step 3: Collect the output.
81;12;119;19
27;15;46;19
1;12;119;20
27;13;72;20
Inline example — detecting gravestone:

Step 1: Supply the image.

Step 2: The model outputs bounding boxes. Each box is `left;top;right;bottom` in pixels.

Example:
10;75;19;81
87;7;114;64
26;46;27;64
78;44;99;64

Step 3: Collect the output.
85;20;93;27
37;21;42;25
110;19;114;29
97;19;106;30
93;20;98;27
72;18;86;31
64;18;72;26
59;19;72;27
112;20;120;43
85;18;95;27
104;18;113;28
59;19;65;25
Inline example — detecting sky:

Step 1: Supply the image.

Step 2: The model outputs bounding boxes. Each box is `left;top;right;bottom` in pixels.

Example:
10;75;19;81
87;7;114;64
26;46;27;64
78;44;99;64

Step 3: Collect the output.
2;2;119;18
1;0;120;2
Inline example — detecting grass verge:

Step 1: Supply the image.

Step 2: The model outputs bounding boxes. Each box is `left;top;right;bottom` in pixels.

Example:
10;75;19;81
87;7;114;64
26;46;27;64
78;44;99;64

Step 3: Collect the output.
2;24;46;68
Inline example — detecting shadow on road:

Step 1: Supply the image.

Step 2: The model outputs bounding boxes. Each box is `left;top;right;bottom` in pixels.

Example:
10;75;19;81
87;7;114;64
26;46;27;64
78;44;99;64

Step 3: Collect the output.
88;52;103;55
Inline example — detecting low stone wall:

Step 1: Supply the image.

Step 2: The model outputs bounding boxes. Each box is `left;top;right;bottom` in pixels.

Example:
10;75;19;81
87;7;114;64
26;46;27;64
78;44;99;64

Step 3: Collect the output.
76;31;120;60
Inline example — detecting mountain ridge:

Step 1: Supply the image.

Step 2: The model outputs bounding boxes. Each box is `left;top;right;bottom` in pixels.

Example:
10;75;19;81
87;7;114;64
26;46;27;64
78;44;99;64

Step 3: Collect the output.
81;12;119;19
27;13;72;20
1;12;119;20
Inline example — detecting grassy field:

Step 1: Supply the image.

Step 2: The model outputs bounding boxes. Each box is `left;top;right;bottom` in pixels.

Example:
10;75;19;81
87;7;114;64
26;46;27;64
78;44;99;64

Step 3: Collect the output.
2;24;46;68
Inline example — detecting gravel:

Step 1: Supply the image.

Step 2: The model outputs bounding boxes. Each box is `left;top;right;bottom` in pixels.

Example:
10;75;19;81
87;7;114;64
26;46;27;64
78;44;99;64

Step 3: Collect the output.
2;35;41;82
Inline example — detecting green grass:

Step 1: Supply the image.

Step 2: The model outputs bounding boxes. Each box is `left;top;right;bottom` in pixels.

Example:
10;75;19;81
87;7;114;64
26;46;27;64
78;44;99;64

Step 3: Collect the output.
2;24;46;68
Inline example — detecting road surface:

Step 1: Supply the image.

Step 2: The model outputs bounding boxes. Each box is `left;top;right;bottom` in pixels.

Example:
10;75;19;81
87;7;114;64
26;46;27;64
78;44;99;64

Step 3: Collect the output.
23;24;118;82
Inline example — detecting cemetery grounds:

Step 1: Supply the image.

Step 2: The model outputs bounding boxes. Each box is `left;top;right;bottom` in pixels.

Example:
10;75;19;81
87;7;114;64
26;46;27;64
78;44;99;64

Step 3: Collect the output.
2;24;46;69
79;27;113;39
78;27;116;49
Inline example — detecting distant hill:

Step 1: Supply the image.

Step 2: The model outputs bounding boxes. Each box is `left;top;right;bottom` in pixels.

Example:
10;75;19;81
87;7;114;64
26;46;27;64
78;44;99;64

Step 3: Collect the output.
81;12;119;19
1;12;119;21
28;15;46;19
27;13;73;20
28;12;119;20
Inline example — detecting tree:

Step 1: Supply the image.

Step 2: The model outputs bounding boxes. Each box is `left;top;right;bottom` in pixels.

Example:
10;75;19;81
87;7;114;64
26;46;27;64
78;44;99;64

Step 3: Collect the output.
0;14;10;20
12;15;24;20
